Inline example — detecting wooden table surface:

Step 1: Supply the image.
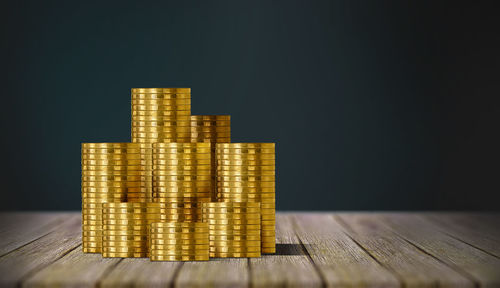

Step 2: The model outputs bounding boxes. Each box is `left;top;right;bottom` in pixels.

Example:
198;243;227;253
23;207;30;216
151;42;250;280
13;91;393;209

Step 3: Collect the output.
0;212;499;287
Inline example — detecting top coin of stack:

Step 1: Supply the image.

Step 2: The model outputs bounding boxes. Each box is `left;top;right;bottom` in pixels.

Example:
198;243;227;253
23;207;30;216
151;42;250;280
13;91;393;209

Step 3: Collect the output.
202;202;261;258
81;143;146;253
131;88;191;143
149;222;210;261
215;143;276;254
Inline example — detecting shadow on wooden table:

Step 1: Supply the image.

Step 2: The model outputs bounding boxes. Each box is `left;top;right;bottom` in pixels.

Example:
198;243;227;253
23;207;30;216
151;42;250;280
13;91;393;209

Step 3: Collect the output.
274;244;306;256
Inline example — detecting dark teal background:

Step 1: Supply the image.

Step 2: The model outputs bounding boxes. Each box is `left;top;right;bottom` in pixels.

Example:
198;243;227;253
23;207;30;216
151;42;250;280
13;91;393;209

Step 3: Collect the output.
1;1;499;210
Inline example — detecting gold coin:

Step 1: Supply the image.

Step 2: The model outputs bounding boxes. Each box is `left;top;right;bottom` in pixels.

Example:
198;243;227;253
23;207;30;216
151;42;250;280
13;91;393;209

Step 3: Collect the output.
82;230;103;236
190;115;230;121
132;132;191;137
216;154;275;160
210;240;261;247
153;161;211;167
209;252;260;258
82;187;148;193
217;176;276;183
153;170;211;176
149;244;209;250
103;203;149;208
216;194;275;200
150;255;208;261
216;187;275;193
102;241;147;247
191;127;231;133
202;208;261;214
217;182;275;188
102;230;149;236
103;235;148;241
209;234;260;241
81;154;143;160
153;154;211;161
209;230;261;236
151;222;207;228
81;159;147;166
152;186;210;193
202;202;260;208
153;173;212;180
203;213;260;219
82;143;140;149
132;127;192;133
81;171;147;176
150;233;209;240
216;160;275;167
82;183;143;189
204;219;261;225
82;247;101;253
217;165;275;171
216;143;274;149
102;252;147;258
150;239;209;245
153;143;211;149
261;230;276;236
216;147;275;153
150;228;208;234
81;148;143;154
132;104;190;111
82;237;102;243
150;202;202;208
154;148;212;154
153;180;211;186
131;98;191;105
153;197;210;203
210;246;260;252
132;110;191;118
102;214;164;221
131;88;191;94
207;224;261;231
101;207;163;214
102;219;153;225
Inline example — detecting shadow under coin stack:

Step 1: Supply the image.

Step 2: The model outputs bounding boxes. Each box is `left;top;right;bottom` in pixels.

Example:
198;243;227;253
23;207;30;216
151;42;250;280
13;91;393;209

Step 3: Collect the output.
102;203;165;258
190;115;231;200
202;202;261;258
149;222;209;261
152;143;212;222
216;143;276;253
81;143;143;253
131;88;191;143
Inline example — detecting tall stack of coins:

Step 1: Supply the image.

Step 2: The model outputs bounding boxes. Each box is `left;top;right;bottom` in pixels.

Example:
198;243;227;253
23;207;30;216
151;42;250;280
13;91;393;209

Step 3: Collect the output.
190;115;231;200
131;88;191;143
81;143;143;253
215;143;276;254
202;202;261;258
102;203;165;258
149;222;209;261
152;143;212;221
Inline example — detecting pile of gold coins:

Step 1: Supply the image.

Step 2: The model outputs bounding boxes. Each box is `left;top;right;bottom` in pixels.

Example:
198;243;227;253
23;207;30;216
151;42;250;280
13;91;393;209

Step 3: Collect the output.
149;222;209;261
216;143;276;253
82;87;276;261
203;202;261;258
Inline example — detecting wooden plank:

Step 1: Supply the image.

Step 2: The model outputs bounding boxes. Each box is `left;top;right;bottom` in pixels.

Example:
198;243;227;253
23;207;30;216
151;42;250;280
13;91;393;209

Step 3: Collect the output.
175;258;249;288
100;259;180;288
0;214;81;287
424;213;500;258
381;213;500;287
22;247;120;288
0;212;72;256
249;213;323;288
293;213;400;288
336;213;473;288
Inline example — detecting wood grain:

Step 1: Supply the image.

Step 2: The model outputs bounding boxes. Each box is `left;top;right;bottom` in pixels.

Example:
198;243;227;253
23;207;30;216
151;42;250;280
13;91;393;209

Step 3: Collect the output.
100;259;180;288
0;214;81;288
22;248;120;288
381;213;500;287
336;213;473;288
250;213;322;288
424;213;500;258
0;212;72;256
293;213;400;288
175;258;249;288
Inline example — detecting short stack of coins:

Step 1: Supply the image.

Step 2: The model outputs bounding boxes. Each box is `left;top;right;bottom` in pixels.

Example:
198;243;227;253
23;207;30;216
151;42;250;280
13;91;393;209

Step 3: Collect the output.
149;222;209;261
202;202;261;258
81;143;144;253
131;88;191;143
190;115;231;200
153;143;212;213
102;202;165;258
190;115;231;143
216;143;276;254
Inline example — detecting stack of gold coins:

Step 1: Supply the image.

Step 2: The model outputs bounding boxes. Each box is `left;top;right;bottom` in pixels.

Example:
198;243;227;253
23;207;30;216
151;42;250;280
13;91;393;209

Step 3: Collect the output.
102;202;164;258
131;88;191;143
215;143;276;254
190;115;231;200
149;222;209;261
126;143;153;203
202;202;261;258
81;143;144;253
190;115;231;143
153;143;212;211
